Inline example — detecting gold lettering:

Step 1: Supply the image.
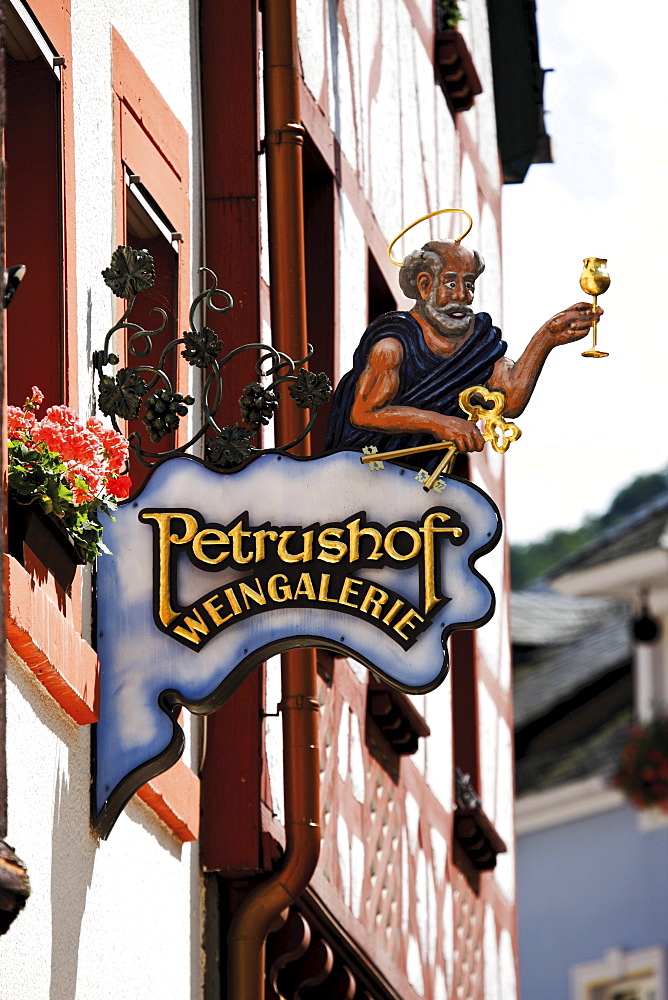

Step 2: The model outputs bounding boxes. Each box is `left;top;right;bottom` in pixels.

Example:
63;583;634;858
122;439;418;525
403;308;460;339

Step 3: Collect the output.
268;574;292;602
201;595;233;627
254;529;279;561
317;528;347;563
384;525;422;561
346;518;383;561
192;528;230;565
294;572;317;600
140;511;198;627
229;520;253;563
172;606;211;644
382;599;405;626
144;509;459;639
419;512;464;614
318;574;339;602
224;587;243;615
239;579;267;609
393;607;425;640
277;529;314;563
339;577;363;608
359;585;390;618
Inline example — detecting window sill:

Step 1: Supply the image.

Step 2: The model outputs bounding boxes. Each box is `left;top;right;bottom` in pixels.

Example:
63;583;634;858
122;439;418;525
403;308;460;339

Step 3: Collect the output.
453;768;506;892
5;552;98;723
137;764;200;843
366;676;430;781
454;804;506;871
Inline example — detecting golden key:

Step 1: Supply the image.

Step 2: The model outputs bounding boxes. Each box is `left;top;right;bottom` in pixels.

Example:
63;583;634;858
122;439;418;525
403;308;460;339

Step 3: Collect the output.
459;385;522;454
422;386;521;491
360;384;521;493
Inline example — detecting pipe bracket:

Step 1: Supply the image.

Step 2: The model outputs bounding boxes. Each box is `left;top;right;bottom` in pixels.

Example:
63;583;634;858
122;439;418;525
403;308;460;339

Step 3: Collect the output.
279;695;320;712
272;122;305;145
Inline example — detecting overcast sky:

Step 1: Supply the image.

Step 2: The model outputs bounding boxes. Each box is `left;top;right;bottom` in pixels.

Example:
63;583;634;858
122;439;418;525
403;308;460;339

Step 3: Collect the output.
500;0;668;544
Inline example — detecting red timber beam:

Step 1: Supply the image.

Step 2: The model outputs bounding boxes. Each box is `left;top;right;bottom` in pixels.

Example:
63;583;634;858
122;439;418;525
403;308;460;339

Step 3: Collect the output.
199;0;266;874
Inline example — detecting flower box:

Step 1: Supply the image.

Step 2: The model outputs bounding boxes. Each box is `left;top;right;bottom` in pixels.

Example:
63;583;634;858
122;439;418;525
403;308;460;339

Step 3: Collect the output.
7;387;131;578
7;493;84;592
612;717;668;811
435;31;482;113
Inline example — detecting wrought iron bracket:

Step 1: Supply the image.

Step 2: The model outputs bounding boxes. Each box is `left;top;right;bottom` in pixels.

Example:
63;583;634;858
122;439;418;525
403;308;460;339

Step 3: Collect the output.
94;246;332;472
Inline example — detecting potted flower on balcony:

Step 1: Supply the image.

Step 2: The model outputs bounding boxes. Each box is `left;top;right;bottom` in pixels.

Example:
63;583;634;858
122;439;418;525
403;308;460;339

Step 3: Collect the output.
436;0;464;31
612;716;668;812
7;387;131;587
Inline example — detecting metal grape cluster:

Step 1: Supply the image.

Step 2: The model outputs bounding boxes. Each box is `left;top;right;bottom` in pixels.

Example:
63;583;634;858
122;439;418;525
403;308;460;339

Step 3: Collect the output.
94;246;332;471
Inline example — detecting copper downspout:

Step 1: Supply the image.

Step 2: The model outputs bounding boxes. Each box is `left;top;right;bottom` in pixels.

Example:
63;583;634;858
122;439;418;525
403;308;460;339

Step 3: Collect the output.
227;0;321;997
226;653;320;999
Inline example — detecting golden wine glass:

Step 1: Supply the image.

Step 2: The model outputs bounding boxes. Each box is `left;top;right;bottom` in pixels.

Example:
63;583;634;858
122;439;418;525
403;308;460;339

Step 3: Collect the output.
579;257;610;358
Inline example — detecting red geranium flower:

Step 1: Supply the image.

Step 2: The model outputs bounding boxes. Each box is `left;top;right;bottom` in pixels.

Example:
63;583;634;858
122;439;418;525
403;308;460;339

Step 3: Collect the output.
7;387;132;564
106;475;132;500
613;716;668;810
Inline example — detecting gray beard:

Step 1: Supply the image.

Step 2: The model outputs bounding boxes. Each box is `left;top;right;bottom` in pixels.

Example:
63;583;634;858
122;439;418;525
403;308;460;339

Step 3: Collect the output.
422;301;474;339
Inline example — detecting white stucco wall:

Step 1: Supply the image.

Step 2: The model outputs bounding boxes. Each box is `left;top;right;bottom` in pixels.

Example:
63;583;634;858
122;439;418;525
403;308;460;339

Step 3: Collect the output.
3;648;202;1000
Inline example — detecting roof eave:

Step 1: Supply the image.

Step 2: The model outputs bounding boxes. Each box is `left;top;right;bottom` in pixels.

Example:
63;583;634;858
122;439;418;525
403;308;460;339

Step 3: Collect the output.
553;548;668;607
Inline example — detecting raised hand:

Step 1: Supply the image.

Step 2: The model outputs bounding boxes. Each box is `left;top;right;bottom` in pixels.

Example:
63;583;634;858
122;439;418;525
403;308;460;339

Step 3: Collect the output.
540;301;604;347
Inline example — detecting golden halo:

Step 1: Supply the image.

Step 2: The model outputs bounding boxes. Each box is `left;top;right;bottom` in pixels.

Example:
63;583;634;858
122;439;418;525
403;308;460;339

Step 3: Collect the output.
387;208;474;266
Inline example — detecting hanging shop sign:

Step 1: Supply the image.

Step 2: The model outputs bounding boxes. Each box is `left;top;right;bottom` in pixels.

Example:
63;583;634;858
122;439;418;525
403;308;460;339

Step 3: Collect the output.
93;221;605;836
93;451;500;835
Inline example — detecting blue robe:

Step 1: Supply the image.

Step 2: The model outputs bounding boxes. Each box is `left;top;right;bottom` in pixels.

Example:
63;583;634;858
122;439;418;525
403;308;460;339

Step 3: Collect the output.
323;310;507;469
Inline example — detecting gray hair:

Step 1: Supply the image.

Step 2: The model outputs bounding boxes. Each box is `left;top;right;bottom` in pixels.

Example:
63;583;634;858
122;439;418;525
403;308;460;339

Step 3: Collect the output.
398;240;485;299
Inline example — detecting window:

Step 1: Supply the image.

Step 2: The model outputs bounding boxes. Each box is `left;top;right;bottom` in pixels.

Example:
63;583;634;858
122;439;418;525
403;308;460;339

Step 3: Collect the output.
125;177;180;328
302;135;335;455
572;947;666;1000
450;629;479;785
124;177;181;474
450;628;507;887
601;981;656;1000
367;250;395;325
4;2;64;407
111;28;191;484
